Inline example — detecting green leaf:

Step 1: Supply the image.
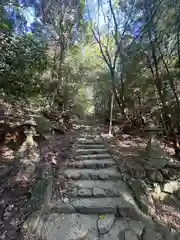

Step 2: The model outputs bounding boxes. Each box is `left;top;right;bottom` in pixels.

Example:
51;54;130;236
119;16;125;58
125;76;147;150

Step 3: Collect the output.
0;22;10;30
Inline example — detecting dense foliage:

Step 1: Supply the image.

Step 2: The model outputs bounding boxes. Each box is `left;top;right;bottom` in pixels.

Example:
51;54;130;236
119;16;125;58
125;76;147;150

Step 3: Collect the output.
2;0;180;153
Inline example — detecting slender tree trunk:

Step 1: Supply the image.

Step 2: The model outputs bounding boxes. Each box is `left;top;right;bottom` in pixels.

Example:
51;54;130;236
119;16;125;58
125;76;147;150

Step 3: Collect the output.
109;93;114;135
174;0;180;64
157;44;180;108
110;69;124;115
143;0;180;156
120;69;125;116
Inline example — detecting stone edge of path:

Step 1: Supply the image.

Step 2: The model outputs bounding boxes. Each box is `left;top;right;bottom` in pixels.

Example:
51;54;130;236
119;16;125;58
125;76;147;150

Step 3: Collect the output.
22;162;53;238
99;132;178;238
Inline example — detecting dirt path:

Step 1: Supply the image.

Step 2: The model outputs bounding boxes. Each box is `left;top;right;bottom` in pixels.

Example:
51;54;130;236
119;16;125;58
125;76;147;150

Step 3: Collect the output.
0;130;72;240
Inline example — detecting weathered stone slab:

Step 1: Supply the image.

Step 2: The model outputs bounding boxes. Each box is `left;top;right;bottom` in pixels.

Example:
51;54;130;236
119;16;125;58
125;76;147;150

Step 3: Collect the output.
77;139;102;144
72;180;115;189
128;179;155;215
41;213;96;240
93;187;107;197
72;159;115;169
98;214;115;234
68;162;85;168
128;220;144;236
64;171;81;180
98;173;110;180
81;159;115;169
162;230;176;240
81;172;90;180
100;219;129;240
124;230;139;240
64;168;119;180
100;232;119;240
75;149;108;155
142;228;162;240
83;161;98;169
90;172;99;180
78;188;92;197
113;219;129;233
69;188;78;197
51;203;75;214
118;202;154;226
77;214;99;239
75;144;105;149
71;197;122;214
105;189;120;197
118;231;125;239
72;180;132;199
76;153;111;160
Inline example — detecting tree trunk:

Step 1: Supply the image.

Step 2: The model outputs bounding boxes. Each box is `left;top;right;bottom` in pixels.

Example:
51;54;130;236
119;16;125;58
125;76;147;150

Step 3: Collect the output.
109;93;114;135
110;69;124;115
144;0;180;156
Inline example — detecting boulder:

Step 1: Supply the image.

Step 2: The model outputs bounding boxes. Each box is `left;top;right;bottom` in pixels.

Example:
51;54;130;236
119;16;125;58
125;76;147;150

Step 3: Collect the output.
93;187;107;197
142;228;162;240
128;220;144;236
128;179;155;215
124;230;139;240
147;171;163;183
163;181;180;194
128;179;145;195
78;188;92;197
51;203;75;214
98;214;115;234
41;213;91;240
100;219;129;240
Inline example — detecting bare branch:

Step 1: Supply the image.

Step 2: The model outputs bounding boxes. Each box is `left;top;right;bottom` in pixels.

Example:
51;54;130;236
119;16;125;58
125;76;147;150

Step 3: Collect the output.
92;28;112;70
108;0;118;47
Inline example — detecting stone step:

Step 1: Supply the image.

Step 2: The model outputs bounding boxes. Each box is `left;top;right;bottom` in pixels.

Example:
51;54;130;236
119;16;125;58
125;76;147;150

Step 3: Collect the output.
79;136;100;140
75;148;108;155
39;212;100;240
75;144;105;149
77;139;102;144
79;133;99;137
64;167;121;180
76;153;111;160
71;180;132;199
69;186;121;198
78;134;101;138
67;159;116;169
70;197;129;214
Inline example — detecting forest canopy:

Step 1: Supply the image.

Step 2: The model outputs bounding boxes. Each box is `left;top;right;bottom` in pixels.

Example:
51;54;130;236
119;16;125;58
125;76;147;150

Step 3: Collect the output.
1;0;180;154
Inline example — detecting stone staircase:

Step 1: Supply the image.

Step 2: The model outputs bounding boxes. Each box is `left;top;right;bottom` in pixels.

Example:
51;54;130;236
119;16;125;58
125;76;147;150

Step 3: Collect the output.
28;121;175;240
63;129;138;215
47;122;167;239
